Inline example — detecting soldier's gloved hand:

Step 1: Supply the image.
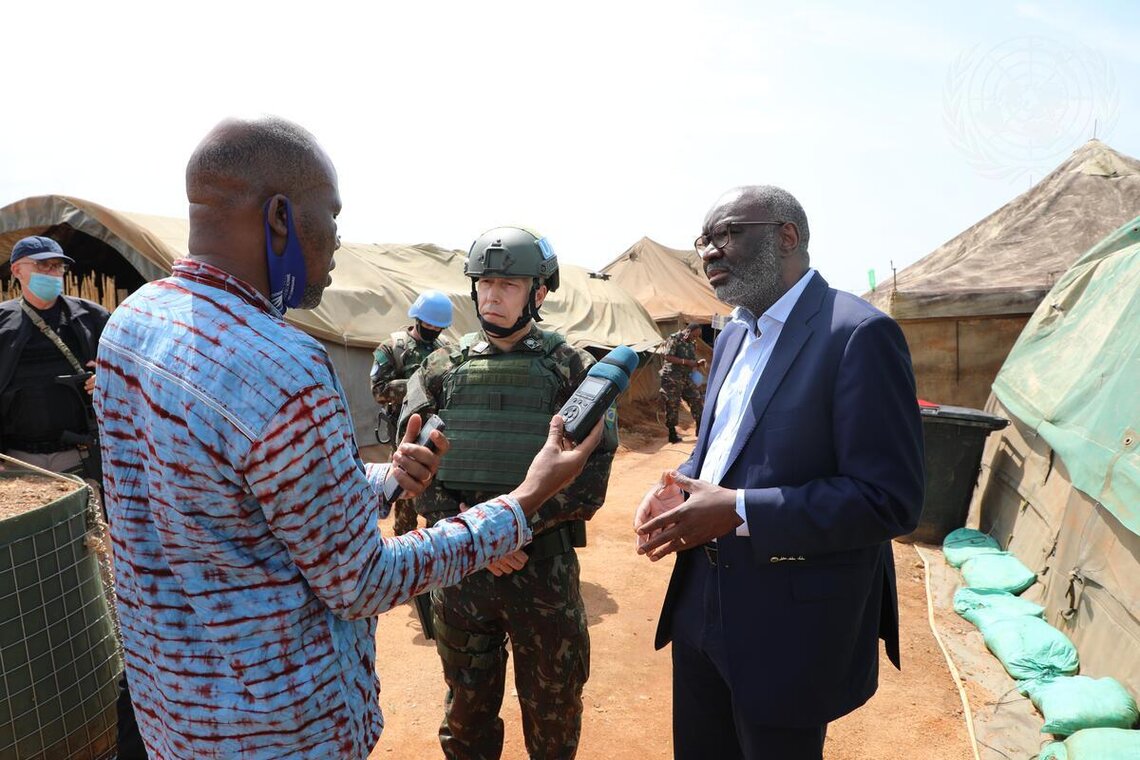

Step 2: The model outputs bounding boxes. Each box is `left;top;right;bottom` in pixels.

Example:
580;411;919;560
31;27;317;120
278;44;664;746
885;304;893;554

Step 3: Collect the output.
389;413;450;499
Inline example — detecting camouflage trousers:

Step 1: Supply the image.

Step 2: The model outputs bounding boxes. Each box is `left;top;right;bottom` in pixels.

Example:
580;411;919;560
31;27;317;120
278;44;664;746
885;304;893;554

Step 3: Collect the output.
659;374;704;429
391;499;420;535
430;546;589;760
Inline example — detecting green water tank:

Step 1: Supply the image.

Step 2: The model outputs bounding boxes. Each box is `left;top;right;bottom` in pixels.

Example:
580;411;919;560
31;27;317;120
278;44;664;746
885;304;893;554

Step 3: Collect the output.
0;473;120;760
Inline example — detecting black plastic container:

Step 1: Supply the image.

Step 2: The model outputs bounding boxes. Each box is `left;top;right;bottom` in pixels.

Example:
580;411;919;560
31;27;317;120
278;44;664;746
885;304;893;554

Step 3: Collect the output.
900;404;1010;544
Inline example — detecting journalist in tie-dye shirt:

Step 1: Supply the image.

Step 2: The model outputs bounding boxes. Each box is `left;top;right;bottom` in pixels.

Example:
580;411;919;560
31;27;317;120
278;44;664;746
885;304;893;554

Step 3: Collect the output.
97;257;532;758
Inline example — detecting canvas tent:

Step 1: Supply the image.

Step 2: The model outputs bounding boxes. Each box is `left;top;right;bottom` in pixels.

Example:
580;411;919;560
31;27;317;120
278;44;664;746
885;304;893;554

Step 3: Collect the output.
933;216;1140;755
0;195;663;443
601;237;729;410
601;236;731;332
972;214;1140;684
865;139;1140;408
910;217;1140;758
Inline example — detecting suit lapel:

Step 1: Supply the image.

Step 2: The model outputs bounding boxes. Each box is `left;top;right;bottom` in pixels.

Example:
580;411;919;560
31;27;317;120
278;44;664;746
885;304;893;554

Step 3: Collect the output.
693;321;745;474
720;273;828;477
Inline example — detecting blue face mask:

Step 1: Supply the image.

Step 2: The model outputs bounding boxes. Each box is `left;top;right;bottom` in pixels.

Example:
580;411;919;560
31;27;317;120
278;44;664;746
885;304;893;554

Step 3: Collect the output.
27;273;64;302
263;198;308;312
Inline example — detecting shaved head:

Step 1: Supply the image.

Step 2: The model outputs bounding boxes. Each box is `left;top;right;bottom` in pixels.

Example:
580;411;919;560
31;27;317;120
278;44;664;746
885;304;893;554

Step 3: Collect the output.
186;116;333;209
184;116;342;309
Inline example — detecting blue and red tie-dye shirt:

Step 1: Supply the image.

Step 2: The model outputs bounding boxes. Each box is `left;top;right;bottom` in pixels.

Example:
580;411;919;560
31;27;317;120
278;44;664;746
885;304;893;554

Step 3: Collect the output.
96;259;531;759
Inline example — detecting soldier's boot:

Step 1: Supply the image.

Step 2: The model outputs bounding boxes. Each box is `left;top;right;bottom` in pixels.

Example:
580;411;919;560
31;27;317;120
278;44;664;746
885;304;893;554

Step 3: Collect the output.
667;426;682;443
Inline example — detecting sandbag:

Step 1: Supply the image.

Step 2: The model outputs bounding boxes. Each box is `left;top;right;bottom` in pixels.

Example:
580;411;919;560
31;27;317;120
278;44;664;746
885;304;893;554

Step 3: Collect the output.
1020;676;1139;737
1037;727;1140;759
953;587;1044;629
960;551;1037;594
942;527;1003;568
981;617;1079;681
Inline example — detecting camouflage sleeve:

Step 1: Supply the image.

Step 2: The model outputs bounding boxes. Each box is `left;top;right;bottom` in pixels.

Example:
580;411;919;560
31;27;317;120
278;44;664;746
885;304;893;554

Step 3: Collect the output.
397;347;469;520
397;346;451;439
529;345;619;535
370;342;400;402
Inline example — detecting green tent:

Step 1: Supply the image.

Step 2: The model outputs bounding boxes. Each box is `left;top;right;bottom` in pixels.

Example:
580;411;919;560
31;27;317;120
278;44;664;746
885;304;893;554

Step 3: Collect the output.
942;215;1140;756
991;215;1140;535
919;216;1140;759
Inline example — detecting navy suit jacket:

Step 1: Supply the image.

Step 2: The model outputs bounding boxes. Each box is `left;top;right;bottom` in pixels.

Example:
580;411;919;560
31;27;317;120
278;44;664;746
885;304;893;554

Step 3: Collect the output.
654;272;924;727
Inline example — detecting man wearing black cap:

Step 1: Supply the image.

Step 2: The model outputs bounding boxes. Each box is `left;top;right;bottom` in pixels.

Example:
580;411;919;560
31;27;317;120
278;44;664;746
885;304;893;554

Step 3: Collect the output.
659;322;706;443
0;236;108;475
0;235;148;758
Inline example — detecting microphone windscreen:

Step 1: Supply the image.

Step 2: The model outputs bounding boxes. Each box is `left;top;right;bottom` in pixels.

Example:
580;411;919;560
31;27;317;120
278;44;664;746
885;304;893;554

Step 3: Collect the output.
585;345;638;392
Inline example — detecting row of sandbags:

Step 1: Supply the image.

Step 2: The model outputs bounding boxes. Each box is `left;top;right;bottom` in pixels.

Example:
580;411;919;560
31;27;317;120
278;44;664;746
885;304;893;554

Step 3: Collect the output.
943;529;1140;759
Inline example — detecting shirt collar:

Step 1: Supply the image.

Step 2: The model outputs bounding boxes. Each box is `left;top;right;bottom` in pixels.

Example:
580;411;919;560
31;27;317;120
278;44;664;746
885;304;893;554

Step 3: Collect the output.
171;259;281;317
730;268;816;335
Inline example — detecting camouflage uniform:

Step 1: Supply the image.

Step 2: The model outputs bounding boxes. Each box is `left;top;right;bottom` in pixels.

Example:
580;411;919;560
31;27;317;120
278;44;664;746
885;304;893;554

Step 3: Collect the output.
401;323;619;760
659;330;704;430
370;325;450;535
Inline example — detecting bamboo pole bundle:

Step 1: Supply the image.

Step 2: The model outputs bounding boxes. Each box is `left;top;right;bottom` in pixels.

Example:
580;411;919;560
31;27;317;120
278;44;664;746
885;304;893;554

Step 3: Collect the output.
2;273;121;310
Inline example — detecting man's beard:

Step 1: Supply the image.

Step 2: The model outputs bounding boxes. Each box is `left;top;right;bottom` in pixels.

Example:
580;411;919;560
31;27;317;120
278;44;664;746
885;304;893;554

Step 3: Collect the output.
710;236;786;316
298;282;326;310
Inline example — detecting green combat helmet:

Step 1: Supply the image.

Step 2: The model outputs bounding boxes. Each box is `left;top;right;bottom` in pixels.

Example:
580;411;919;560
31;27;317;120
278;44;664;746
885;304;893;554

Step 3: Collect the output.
465;227;559;336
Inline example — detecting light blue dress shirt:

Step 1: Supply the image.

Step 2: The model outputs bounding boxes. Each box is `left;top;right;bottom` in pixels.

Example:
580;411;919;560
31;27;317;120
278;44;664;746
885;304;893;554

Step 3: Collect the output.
699;269;816;536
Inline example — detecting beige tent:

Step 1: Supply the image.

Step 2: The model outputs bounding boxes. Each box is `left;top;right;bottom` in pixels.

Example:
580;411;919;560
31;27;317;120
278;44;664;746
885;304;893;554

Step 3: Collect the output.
0;195;662;443
601;236;731;332
864;139;1140;408
600;237;728;410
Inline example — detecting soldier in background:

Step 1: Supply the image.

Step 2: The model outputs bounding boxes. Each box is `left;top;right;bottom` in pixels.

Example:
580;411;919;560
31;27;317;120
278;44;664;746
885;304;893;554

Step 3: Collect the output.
370;289;454;535
402;227;618;760
659;322;706;443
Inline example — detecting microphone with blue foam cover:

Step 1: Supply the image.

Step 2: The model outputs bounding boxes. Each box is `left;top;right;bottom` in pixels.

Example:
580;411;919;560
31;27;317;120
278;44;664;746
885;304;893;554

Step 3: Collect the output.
558;345;639;443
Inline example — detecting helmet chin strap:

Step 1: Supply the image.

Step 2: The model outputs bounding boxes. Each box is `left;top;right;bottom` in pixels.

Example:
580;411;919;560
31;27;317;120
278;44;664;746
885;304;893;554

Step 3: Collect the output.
474;280;542;337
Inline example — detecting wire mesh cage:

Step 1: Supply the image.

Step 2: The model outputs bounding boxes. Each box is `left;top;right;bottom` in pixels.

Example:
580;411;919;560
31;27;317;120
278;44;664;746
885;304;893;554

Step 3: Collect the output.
0;466;119;760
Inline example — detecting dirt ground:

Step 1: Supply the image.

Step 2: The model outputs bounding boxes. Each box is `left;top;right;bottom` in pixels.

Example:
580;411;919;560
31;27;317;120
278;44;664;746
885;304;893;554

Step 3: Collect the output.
369;417;973;759
0;473;78;519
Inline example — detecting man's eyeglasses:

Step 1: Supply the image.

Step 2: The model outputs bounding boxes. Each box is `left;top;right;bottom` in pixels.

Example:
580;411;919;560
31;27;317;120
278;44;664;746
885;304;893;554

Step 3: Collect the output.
694;221;785;253
22;259;70;275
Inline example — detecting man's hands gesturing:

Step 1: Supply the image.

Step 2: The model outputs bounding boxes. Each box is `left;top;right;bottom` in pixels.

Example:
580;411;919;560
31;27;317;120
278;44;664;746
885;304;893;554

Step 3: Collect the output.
633;471;741;561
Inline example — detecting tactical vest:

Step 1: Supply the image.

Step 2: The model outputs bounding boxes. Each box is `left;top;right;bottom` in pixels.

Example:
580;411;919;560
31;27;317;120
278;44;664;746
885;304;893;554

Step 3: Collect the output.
388;330;436;379
437;332;567;493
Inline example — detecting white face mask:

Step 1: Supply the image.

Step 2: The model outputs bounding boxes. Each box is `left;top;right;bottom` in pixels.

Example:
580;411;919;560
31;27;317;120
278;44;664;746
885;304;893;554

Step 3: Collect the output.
27;273;64;302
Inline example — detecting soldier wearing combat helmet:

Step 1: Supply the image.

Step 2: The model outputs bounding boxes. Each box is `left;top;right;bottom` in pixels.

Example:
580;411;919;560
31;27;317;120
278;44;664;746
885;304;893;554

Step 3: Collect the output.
400;227;618;760
370;289;454;534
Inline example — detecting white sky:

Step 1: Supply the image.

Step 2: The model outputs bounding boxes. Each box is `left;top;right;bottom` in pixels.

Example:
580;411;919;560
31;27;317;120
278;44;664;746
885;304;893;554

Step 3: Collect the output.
2;0;1137;295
